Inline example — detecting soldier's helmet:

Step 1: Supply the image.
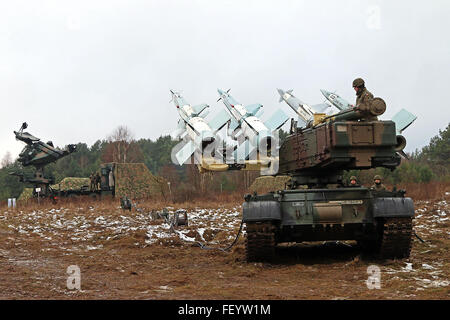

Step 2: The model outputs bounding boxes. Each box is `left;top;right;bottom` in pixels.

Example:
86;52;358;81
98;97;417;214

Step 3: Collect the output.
350;176;357;181
374;175;382;182
352;78;365;88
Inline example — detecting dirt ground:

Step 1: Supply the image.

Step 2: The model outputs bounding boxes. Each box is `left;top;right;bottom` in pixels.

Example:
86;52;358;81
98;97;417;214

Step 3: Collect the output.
0;194;448;300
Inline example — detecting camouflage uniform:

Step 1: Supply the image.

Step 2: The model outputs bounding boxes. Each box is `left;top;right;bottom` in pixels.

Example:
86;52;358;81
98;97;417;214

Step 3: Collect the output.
95;172;101;191
356;88;377;121
349;175;359;187
371;175;386;191
371;183;386;191
89;173;95;191
353;78;377;121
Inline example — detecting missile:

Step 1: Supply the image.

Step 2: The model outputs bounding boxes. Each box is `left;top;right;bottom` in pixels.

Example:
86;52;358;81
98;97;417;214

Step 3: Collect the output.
277;88;315;124
217;88;289;160
320;89;353;111
320;89;417;134
277;88;332;127
170;90;230;165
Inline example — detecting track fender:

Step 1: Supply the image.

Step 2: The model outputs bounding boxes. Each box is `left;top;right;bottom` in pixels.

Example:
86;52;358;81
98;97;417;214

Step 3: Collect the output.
243;201;281;222
373;197;414;218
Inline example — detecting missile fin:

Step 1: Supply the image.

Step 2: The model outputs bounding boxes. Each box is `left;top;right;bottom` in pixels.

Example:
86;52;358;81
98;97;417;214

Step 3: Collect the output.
171;120;186;139
192;104;209;116
296;116;307;128
208;109;231;133
311;103;330;113
392;108;417;134
397;150;410;160
244;104;263;116
264;109;289;131
228;118;240;133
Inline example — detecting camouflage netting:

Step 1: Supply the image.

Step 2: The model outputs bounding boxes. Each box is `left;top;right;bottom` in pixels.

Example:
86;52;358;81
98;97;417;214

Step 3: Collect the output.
18;188;33;201
249;175;291;194
51;177;90;191
112;163;169;200
17;164;168;201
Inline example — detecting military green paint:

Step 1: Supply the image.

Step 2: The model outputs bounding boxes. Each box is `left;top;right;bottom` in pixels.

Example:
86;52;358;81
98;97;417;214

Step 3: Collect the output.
279;120;401;175
276;188;372;226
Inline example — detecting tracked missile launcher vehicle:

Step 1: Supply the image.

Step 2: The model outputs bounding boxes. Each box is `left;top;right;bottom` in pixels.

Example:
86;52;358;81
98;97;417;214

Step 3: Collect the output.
10;122;77;198
243;98;416;261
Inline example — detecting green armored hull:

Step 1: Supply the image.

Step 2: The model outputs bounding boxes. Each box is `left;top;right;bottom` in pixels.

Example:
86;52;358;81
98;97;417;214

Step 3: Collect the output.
279;120;405;187
242;102;415;261
243;188;414;261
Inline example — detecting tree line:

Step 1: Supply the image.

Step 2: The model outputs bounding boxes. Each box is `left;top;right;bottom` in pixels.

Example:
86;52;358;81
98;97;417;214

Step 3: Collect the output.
0;126;263;201
344;123;450;185
0;123;448;201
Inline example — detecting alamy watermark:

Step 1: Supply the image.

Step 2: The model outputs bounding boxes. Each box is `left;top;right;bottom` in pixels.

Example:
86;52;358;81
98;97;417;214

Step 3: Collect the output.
66;265;81;290
366;265;381;289
366;5;381;30
170;125;281;175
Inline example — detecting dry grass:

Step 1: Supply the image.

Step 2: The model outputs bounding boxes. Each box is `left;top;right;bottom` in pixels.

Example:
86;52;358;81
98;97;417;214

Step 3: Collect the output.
0;186;448;300
394;181;450;201
5;181;448;211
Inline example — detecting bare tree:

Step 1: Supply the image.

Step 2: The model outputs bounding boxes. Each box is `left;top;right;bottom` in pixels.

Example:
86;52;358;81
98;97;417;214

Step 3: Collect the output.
102;125;143;163
108;125;133;163
1;151;12;168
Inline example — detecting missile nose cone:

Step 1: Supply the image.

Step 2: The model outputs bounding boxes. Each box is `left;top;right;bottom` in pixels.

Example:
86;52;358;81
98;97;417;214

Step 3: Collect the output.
277;88;286;103
320;89;330;97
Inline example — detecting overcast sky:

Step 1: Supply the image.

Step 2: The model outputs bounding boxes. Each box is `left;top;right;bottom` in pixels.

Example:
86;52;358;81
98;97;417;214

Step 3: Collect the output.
1;0;449;162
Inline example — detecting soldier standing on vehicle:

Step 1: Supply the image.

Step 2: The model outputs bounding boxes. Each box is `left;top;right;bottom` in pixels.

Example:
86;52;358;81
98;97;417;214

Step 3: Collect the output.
371;175;387;191
353;78;377;121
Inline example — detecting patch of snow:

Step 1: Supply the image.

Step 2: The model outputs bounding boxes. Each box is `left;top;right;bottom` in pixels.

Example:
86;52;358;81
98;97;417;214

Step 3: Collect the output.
421;264;435;270
86;245;103;251
402;263;413;272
